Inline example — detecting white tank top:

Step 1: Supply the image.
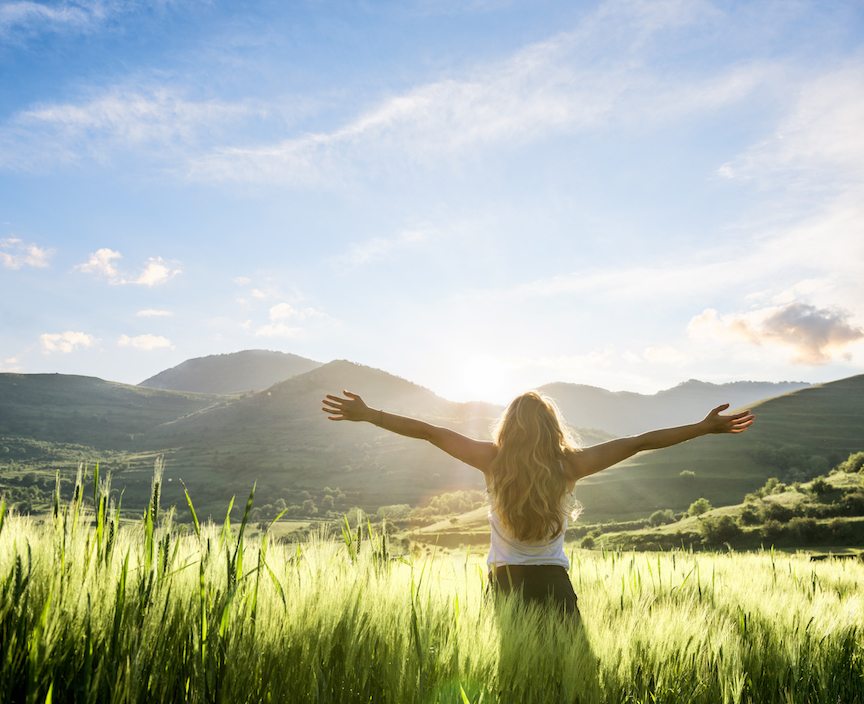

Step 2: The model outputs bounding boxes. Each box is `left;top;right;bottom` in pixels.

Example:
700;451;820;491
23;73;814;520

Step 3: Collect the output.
486;482;578;569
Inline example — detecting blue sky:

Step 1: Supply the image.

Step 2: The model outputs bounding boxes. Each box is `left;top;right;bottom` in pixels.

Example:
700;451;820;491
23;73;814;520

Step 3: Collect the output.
1;0;863;404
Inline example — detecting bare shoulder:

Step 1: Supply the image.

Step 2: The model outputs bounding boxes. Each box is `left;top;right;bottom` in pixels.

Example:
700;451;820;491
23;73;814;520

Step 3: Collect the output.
562;446;587;480
473;441;498;473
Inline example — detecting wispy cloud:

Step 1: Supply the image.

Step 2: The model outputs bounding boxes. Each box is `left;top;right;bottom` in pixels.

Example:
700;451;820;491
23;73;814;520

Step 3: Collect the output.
0;237;52;269
182;2;767;184
688;303;864;364
718;61;864;194
75;248;182;286
117;333;173;350
0;86;262;171
333;228;431;268
136;308;173;318
0;1;105;40
40;330;95;354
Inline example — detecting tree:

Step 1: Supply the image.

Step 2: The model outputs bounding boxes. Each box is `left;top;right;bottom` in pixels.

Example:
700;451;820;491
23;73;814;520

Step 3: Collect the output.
687;498;712;517
648;509;675;527
809;478;832;497
699;515;741;546
834;451;864;474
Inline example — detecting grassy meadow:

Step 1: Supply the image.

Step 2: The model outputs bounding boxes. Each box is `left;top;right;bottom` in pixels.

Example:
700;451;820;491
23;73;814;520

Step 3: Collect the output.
1;465;863;704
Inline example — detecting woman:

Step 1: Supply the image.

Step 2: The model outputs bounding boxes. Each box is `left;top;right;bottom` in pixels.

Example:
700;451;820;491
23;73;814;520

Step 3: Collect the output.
320;389;755;617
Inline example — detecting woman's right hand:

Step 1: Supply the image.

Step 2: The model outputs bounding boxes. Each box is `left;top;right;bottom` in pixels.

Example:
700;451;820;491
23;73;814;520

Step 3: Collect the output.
321;390;373;422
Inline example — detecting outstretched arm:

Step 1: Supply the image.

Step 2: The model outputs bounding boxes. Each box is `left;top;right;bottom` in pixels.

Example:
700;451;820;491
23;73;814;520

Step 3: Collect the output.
570;404;755;479
321;390;496;473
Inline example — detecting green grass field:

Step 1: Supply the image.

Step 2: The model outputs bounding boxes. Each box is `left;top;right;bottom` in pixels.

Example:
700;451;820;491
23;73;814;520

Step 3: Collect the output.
1;469;863;704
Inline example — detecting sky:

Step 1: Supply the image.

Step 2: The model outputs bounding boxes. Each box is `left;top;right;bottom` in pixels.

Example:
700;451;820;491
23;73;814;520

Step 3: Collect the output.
1;0;863;404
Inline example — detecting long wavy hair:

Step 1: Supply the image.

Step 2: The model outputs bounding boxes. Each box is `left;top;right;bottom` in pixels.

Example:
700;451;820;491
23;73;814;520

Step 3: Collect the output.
488;391;582;542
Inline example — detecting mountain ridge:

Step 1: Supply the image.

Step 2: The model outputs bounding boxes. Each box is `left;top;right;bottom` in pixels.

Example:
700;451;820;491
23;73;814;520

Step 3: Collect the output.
139;349;322;394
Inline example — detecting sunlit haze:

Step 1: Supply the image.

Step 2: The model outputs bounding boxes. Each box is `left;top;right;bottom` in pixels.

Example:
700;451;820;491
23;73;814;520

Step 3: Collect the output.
2;1;863;404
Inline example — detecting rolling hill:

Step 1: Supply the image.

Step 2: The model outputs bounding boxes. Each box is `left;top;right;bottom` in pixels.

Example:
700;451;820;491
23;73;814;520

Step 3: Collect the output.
0;373;220;448
1;359;859;524
139;349;322;394
540;379;809;437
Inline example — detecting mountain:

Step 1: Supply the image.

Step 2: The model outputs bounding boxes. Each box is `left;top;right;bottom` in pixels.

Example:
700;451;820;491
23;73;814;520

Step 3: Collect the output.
139;350;322;394
539;379;810;437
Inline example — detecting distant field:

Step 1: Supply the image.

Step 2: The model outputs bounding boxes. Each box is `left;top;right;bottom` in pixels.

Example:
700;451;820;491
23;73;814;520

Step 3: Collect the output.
1;478;862;704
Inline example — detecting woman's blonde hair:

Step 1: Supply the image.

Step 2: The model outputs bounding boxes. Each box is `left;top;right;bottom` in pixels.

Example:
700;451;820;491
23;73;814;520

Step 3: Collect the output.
488;391;582;542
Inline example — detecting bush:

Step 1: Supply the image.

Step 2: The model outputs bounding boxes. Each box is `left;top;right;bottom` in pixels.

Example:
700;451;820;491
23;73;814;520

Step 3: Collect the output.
376;504;410;520
687;498;712;517
739;503;762;525
761;519;785;541
838;491;864;516
679;470;696;480
699;515;742;546
648;509;676;527
580;534;595;549
834;451;864;474
809;478;832;497
760;501;793;522
788;517;820;543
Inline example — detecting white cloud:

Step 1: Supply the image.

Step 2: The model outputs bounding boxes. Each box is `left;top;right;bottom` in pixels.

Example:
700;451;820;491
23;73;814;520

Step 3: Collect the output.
334;228;431;268
0;237;52;269
75;248;122;278
688;303;863;364
132;257;182;286
117;334;173;351
40;331;95;354
0;356;22;372
253;301;332;337
136;308;173;318
75;249;181;286
233;276;252;286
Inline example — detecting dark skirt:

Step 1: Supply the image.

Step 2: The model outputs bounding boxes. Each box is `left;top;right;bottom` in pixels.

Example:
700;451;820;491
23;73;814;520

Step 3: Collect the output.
488;564;579;619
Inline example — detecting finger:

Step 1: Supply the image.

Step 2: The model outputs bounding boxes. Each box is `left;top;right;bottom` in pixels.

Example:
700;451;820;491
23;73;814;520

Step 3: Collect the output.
711;403;730;415
728;410;752;420
322;398;342;408
322;407;343;414
343;390;358;398
325;394;346;402
327;416;344;421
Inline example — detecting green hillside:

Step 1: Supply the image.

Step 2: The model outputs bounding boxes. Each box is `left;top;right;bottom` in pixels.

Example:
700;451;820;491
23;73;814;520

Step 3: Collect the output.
0;373;220;448
570;374;864;520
